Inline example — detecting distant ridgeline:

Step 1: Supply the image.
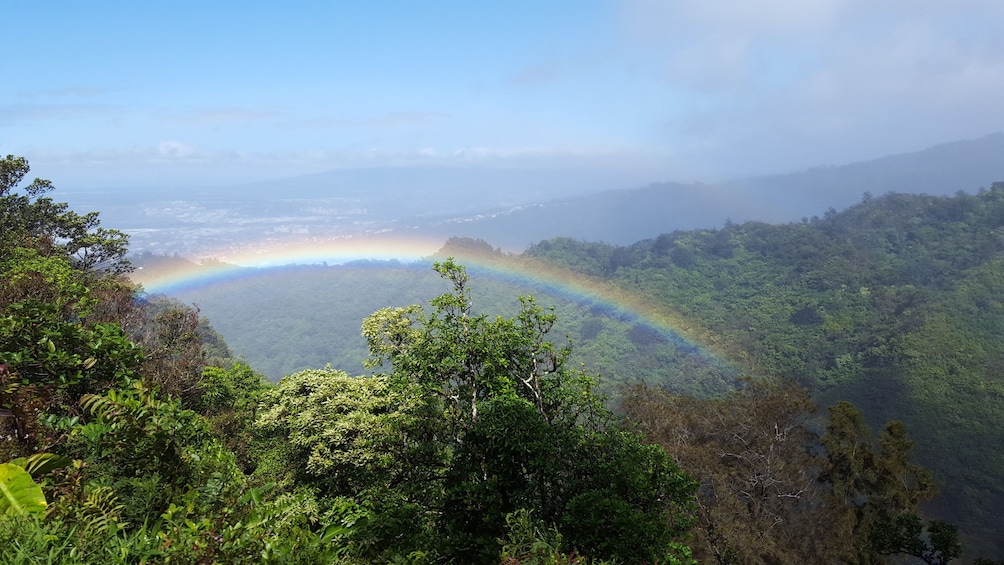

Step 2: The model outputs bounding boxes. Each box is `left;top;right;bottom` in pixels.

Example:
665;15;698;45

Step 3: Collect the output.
411;133;1004;248
132;185;1004;557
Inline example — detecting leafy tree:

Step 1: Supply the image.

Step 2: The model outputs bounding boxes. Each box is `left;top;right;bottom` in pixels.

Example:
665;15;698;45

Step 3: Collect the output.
59;380;240;525
361;259;697;563
871;513;961;565
195;362;269;473
1;155;130;274
255;367;419;498
1;156;143;457
497;508;605;565
0;250;142;455
125;296;212;405
254;366;428;559
822;401;942;564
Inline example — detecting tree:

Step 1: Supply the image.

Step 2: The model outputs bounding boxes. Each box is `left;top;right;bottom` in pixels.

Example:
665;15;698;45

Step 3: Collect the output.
125;296;211;405
253;366;430;560
870;513;961;565
623;378;848;565
194;362;268;474
0;250;143;455
61;381;239;525
360;259;697;563
254;367;419;499
1;156;141;455
1;155;130;274
822;401;942;564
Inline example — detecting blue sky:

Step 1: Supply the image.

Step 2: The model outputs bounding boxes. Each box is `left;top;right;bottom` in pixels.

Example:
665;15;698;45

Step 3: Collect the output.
4;0;1004;190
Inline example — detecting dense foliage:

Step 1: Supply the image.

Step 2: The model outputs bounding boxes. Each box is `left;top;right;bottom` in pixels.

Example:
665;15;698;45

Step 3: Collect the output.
2;156;699;563
623;379;962;565
3;155;1002;563
356;259;697;563
525;186;1004;559
151;189;1004;556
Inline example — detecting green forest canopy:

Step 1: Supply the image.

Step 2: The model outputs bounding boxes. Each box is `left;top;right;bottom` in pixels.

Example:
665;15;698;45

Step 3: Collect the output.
2;155;1002;563
150;186;1004;558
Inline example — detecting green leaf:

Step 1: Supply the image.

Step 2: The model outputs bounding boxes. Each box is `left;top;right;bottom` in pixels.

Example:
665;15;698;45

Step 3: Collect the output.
0;462;48;517
9;452;76;479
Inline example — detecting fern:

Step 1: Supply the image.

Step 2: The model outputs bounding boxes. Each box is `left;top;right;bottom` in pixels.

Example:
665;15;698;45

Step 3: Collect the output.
75;485;125;534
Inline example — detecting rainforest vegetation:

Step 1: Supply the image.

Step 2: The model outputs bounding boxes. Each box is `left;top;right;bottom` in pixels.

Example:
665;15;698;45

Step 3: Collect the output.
520;186;1004;559
2;154;1002;563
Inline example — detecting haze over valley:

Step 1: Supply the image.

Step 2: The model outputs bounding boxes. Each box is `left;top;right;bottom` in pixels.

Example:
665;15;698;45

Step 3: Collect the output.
57;132;1004;262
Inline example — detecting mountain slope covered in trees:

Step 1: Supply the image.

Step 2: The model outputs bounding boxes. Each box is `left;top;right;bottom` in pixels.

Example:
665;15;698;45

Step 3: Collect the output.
140;186;1004;559
2;155;700;563
4;154;1003;562
523;186;1004;558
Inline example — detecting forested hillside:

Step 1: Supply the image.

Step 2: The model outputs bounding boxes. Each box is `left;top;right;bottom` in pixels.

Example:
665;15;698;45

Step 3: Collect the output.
139;252;738;398
5;155;699;564
135;186;1004;559
3;154;1002;563
523;186;1004;558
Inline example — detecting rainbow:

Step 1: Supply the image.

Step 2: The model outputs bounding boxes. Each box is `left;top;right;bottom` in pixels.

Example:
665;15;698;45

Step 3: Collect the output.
128;234;739;372
458;256;737;368
130;233;444;295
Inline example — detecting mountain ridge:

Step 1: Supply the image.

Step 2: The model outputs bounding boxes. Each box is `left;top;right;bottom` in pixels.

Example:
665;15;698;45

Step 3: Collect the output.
407;133;1004;249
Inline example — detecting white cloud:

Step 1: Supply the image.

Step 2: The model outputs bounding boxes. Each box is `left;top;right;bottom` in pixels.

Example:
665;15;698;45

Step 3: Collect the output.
156;141;198;160
614;0;1004;173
